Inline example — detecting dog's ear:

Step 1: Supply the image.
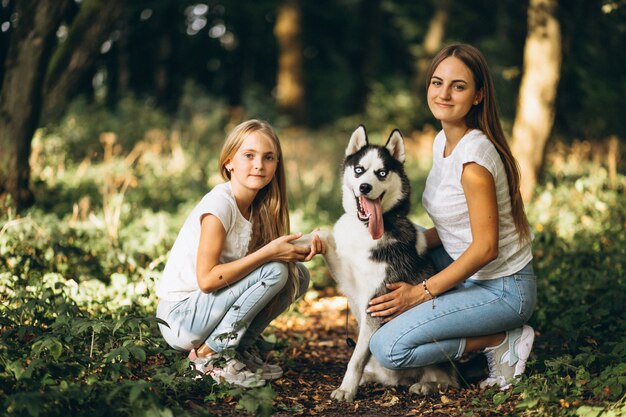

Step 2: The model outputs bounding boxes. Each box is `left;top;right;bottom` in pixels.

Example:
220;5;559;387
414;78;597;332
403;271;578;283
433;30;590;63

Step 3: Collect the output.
346;125;368;156
385;129;405;163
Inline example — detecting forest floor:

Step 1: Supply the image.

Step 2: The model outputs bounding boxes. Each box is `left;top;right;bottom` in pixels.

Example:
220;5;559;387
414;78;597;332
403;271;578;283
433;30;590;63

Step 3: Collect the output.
204;291;517;417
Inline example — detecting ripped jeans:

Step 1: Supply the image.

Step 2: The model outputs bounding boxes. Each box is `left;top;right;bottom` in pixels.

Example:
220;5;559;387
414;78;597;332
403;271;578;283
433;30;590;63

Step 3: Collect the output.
157;262;309;353
369;246;536;369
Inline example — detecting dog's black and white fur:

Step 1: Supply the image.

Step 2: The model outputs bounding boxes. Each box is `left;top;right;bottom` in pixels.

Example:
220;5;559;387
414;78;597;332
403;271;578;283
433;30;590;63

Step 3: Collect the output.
296;125;457;402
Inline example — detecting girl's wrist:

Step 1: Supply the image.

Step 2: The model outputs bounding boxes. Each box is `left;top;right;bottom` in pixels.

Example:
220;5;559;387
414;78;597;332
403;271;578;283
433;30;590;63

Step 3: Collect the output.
255;244;273;263
422;280;434;300
413;283;427;304
421;279;437;309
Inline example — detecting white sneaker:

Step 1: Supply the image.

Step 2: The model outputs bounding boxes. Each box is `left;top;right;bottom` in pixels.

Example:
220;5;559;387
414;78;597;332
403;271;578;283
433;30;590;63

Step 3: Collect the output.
480;325;535;390
240;350;283;380
190;352;266;388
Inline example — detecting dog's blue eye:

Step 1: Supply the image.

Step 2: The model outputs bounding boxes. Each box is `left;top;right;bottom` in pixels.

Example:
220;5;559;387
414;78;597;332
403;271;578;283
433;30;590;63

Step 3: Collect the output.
354;166;364;174
377;170;387;178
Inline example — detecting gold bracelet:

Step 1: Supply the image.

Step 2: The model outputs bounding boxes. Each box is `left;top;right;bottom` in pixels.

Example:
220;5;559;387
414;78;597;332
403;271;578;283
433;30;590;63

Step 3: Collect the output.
422;280;436;309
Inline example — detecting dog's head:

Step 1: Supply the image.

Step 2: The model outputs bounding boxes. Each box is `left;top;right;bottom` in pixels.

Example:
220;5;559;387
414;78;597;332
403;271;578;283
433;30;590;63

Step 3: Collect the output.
341;125;410;240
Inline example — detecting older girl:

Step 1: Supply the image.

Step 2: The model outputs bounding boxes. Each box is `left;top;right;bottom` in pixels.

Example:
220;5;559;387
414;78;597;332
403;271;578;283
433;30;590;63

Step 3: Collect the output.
368;44;536;390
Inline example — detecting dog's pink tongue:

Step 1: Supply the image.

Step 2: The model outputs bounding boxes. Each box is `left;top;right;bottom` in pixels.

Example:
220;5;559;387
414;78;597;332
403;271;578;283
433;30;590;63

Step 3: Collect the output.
360;196;384;240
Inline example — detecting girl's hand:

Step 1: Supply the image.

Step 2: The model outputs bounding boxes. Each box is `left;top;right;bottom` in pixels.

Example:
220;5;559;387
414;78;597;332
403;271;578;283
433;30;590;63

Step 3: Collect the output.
366;282;424;323
304;230;326;261
266;233;311;262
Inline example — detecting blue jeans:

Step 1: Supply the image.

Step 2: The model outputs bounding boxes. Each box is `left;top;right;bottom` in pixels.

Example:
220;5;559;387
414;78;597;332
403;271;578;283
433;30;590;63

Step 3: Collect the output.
369;246;536;369
157;262;309;353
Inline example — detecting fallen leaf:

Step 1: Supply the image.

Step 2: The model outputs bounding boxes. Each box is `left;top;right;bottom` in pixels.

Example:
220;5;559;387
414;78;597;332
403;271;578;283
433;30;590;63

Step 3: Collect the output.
381;395;400;407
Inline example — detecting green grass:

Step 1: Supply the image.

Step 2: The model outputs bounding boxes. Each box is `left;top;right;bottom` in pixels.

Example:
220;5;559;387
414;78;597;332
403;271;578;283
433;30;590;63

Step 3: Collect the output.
1;97;625;416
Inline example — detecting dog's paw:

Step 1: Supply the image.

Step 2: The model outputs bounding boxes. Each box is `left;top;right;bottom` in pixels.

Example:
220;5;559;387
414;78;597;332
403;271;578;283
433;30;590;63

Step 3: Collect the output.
293;230;333;248
408;381;444;396
292;232;317;246
330;388;356;402
314;229;332;241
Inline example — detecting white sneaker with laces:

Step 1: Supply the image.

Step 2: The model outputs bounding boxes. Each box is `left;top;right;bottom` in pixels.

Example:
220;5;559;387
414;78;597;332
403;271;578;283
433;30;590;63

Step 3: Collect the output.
240;350;283;380
190;352;266;388
480;325;535;390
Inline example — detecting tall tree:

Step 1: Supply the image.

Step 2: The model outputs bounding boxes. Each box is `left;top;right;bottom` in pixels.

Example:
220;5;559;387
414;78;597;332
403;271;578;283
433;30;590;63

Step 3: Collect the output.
42;0;123;122
352;0;381;114
415;0;450;90
0;0;70;209
511;0;562;201
274;0;305;124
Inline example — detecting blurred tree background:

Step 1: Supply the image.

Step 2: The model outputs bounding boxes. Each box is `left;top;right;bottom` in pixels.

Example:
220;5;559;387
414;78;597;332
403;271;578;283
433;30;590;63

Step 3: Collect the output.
1;1;625;416
1;0;626;207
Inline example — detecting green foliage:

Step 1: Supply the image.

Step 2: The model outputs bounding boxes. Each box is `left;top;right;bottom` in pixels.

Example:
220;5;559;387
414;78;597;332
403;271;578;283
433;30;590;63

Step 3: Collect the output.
2;96;626;415
513;160;626;416
0;213;273;416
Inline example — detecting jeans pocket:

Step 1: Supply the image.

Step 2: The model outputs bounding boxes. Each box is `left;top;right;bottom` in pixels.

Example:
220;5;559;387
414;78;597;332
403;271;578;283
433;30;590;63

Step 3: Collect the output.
513;274;537;321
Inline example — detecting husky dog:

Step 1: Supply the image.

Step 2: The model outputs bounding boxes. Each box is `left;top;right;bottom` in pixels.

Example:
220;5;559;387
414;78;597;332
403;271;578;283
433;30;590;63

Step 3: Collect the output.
296;125;458;402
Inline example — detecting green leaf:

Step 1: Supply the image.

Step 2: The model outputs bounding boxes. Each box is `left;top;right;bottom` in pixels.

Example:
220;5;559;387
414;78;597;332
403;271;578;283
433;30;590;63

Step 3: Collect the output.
31;337;63;360
576;406;611;417
129;380;148;403
7;360;25;380
516;397;539;409
112;317;128;335
492;391;510;405
25;400;41;417
159;409;173;417
106;346;130;362
128;345;146;362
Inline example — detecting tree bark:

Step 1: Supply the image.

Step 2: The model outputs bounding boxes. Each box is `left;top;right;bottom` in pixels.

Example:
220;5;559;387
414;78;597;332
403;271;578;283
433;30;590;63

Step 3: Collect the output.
0;0;70;210
42;0;123;122
415;0;450;90
274;0;305;124
511;0;562;201
352;0;381;114
153;0;181;113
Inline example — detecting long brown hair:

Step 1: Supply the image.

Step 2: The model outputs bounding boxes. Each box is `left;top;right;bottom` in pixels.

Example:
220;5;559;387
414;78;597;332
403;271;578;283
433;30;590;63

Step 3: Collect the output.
426;44;531;244
218;119;299;302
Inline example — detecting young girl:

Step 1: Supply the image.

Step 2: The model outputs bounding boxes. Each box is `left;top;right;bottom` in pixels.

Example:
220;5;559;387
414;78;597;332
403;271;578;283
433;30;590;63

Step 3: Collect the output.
156;119;324;387
367;44;536;390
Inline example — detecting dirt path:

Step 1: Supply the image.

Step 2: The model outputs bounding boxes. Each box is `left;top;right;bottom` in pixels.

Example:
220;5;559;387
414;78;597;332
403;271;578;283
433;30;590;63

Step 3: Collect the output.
206;294;512;416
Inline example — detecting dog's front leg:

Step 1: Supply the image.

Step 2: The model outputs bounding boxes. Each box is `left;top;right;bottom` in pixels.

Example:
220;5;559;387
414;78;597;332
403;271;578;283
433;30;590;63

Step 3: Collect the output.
317;233;346;281
331;317;375;402
293;231;344;280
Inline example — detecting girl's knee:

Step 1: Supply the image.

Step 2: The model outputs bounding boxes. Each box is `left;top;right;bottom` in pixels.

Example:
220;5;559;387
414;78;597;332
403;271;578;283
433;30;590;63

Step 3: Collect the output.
369;330;401;370
260;262;289;286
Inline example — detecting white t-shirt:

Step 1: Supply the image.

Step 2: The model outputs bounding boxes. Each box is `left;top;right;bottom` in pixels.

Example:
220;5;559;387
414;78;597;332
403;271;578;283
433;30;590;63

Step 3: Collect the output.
156;182;253;301
422;129;532;280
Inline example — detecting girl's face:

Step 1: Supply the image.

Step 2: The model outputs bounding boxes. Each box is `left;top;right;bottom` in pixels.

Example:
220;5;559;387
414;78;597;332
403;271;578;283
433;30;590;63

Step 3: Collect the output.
226;132;279;192
427;56;482;127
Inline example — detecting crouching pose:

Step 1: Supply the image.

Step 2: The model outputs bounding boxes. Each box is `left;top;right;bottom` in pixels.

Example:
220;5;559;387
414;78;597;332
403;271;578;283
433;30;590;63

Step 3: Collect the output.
295;125;458;402
156;119;324;387
367;44;537;391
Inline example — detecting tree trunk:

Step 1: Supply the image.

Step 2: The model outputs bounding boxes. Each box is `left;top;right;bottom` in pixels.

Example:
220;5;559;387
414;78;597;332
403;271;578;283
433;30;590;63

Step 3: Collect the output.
223;4;249;126
352;0;381;114
42;0;123;122
511;0;562;202
0;0;70;210
274;0;305;124
153;1;181;113
415;0;450;90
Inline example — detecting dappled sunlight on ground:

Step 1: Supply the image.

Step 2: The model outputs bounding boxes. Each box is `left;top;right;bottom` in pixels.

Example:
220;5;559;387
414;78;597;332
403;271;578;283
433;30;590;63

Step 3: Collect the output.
204;294;508;417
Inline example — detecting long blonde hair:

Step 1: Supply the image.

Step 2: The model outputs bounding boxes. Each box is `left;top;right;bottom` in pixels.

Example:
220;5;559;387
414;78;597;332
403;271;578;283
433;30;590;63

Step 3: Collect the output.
426;44;531;245
218;119;299;302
